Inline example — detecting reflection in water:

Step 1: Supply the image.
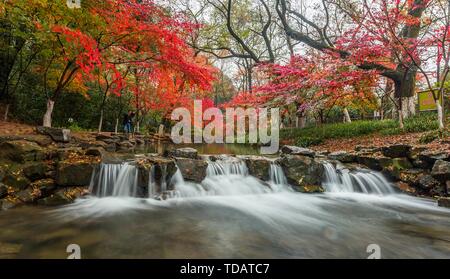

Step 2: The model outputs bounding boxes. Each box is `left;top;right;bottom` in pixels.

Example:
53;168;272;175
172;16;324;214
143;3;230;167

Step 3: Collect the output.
136;143;261;155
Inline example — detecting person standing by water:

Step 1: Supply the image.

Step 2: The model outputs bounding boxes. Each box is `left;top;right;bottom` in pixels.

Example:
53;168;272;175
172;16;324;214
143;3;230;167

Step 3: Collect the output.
123;111;135;137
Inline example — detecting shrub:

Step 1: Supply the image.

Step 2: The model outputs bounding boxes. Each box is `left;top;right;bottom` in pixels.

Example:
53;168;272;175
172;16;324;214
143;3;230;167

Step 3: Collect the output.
281;112;444;147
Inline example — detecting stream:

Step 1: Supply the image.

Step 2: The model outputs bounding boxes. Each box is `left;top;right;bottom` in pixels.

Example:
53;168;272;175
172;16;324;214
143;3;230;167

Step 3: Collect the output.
0;156;449;259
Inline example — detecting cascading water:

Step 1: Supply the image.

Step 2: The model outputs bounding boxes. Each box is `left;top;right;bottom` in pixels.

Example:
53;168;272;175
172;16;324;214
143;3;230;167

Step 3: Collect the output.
206;157;249;176
89;163;139;198
269;163;288;186
171;157;290;198
148;165;157;198
322;162;396;195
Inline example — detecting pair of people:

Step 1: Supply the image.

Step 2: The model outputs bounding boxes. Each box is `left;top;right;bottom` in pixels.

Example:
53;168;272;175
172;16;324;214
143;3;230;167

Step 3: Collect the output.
123;111;136;135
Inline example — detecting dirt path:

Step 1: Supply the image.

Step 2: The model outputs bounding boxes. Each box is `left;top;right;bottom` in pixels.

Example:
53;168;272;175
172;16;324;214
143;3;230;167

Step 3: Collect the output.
0;121;36;136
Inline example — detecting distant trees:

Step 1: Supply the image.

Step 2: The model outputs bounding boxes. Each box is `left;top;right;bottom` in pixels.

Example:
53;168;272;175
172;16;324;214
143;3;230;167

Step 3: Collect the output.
0;0;216;128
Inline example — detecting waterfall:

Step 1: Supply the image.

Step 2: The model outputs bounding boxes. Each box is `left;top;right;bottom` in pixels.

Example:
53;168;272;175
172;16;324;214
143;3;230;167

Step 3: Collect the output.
206;157;249;177
322;163;396;195
160;164;167;192
148;165;157;198
90;163;139;198
269;163;288;185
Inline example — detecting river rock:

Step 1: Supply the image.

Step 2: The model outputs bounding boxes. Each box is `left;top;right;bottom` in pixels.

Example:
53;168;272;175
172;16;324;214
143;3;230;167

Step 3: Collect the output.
168;148;199;159
328;151;356;163
23;162;48;181
0;140;45;163
438;197;450;208
280;146;315;157
36;126;71;143
419;151;450;168
15;188;39;203
117;141;134;152
242;156;272;181
397;169;424;186
37;187;86;206
395;181;417;194
417;175;441;190
392;157;413;170
381;144;411;158
174;157;207;183
32;179;56;197
56;161;96;186
356;154;391;171
85;147;104;157
95;134;118;142
431;160;450;182
0;184;7;199
277;155;323;187
56;147;84;161
2;173;30;191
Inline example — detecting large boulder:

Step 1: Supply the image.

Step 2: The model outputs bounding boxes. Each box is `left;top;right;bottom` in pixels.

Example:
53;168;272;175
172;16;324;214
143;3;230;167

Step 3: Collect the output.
2;173;30;191
381;144;412;158
280;146;315;157
168;148;199;159
277;154;323;187
174;157;207;183
56;161;96;186
136;157;178;194
36;126;71;143
431;160;450;182
85;147;104;157
242;156;272;181
419;151;450;168
356;154;392;171
22;162;48;181
328;151;356;163
0;140;45;163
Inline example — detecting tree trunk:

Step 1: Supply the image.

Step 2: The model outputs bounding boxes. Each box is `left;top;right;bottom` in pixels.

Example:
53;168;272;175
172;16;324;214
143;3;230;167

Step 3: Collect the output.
43;99;55;127
115;118;119;134
299;116;306;128
437;101;445;130
135;121;140;134
3;103;9;121
343;108;352;123
98;109;104;133
400;96;416;119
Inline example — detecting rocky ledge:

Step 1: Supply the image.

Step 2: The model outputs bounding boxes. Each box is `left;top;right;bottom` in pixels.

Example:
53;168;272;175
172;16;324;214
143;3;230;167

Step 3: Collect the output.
1;128;449;210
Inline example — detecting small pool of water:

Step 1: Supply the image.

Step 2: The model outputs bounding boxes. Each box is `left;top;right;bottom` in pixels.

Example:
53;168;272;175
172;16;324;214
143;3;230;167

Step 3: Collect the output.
135;143;262;155
0;191;449;259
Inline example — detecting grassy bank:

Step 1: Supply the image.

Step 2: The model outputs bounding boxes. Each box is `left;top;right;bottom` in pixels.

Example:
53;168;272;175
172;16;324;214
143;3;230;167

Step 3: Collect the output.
280;113;444;147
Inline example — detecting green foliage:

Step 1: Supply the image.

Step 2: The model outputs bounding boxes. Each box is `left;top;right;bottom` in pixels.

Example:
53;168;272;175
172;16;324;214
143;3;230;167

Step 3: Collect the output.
281;113;443;147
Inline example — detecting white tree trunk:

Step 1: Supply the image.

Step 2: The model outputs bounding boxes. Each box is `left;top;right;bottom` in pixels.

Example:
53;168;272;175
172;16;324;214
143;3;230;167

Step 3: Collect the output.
437;101;445;130
98;109;104;133
115;118;119;134
398;110;404;129
158;124;165;137
43;99;55;127
135;121;140;134
401;96;416;119
343;108;352;123
3;104;10;121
